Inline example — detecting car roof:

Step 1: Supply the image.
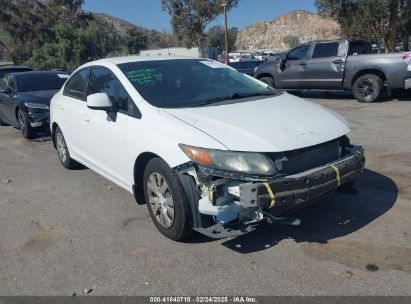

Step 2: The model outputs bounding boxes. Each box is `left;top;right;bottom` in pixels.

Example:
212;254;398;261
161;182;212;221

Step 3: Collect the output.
86;55;203;66
0;65;32;70
10;70;67;77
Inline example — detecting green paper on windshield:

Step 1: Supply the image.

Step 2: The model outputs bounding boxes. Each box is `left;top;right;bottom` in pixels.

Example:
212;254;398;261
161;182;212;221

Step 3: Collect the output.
126;69;162;85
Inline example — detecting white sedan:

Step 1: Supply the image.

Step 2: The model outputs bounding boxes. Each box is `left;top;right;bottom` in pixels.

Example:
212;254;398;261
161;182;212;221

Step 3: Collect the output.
50;56;365;240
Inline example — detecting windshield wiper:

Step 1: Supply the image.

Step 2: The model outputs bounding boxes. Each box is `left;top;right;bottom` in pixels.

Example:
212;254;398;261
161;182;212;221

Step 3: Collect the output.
193;91;275;107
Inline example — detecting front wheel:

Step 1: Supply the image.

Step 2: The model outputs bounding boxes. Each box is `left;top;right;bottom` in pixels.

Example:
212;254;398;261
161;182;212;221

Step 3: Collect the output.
352;74;383;103
17;109;35;139
259;76;275;88
143;158;193;240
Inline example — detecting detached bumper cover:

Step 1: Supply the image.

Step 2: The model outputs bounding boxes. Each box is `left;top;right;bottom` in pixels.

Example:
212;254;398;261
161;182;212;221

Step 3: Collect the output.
239;146;365;214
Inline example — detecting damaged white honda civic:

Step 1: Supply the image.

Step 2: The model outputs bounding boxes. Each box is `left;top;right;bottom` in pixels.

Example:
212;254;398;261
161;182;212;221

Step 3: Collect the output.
50;56;365;240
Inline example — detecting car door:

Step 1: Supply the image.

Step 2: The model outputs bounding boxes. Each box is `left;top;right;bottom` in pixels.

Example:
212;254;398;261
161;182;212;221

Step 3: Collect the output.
305;41;345;89
277;44;311;89
82;66;130;187
0;75;18;125
57;68;91;159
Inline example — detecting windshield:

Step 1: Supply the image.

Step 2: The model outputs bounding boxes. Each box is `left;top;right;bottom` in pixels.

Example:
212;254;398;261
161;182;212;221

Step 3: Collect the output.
118;59;278;108
16;73;68;92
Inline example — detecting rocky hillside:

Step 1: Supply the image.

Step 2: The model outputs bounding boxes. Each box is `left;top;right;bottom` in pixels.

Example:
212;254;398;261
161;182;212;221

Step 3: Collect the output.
235;10;341;51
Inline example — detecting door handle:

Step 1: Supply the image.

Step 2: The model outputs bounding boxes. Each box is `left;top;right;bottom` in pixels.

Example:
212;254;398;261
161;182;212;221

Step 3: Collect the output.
333;59;343;64
58;105;64;110
82;114;89;122
299;62;307;66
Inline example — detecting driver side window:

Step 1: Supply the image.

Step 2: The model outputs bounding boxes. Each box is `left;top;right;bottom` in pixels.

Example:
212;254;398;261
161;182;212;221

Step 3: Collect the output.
287;45;310;61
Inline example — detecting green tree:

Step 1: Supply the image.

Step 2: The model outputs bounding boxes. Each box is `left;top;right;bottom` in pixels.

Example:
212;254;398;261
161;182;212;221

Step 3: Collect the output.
161;0;239;54
283;35;300;49
0;0;89;63
125;28;149;55
207;25;238;52
316;0;410;52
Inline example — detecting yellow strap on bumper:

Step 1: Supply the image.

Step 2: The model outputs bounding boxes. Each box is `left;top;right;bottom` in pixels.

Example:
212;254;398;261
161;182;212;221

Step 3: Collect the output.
263;183;276;208
330;164;341;187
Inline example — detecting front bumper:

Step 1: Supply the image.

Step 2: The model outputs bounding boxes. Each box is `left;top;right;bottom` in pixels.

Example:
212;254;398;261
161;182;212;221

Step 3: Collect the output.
239;146;365;216
27;110;50;128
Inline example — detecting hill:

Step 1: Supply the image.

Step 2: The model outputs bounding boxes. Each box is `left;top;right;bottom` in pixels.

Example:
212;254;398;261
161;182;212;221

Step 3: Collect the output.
235;10;341;51
92;13;178;49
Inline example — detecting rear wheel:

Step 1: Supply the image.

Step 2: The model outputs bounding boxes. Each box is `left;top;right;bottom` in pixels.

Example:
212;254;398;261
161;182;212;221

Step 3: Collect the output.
17;109;35;139
143;158;193;240
55;126;79;169
259;76;275;88
352;74;383;103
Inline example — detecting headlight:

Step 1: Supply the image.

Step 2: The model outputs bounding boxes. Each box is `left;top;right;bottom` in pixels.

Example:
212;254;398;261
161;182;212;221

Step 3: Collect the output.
179;144;275;176
24;102;49;110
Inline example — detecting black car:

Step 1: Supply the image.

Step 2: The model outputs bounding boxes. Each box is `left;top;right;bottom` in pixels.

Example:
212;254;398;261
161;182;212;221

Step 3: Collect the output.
0;71;68;139
0;65;32;79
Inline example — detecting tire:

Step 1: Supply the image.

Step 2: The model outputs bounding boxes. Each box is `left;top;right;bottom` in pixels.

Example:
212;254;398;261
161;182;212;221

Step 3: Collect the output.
143;158;193;240
352;74;383;103
17;109;35;139
259;76;275;88
55;126;79;169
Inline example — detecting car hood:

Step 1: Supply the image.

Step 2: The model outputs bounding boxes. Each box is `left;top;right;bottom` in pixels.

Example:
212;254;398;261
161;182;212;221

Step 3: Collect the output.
164;93;350;152
18;90;59;105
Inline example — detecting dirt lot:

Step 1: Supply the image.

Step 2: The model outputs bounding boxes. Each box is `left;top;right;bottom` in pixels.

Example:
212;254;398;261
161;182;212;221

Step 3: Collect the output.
0;92;410;296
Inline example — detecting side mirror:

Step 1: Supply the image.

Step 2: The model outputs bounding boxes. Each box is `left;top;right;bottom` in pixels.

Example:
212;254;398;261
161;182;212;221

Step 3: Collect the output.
87;93;114;111
280;53;287;70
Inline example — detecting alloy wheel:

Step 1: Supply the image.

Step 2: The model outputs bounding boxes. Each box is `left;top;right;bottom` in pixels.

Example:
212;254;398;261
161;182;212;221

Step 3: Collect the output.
357;79;375;98
56;132;67;163
17;111;26;134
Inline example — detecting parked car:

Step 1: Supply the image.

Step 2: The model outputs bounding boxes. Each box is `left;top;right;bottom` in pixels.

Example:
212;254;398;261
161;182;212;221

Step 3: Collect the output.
50;56;365;240
228;52;241;62
254;39;411;102
255;51;280;61
0;71;68;138
0;65;32;79
228;61;265;76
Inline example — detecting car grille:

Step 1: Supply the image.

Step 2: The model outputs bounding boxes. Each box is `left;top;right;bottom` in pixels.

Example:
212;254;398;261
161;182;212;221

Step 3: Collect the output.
268;140;340;175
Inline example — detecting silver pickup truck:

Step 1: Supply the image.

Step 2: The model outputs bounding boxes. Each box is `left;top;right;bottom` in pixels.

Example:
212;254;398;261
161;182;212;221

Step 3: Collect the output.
254;39;411;102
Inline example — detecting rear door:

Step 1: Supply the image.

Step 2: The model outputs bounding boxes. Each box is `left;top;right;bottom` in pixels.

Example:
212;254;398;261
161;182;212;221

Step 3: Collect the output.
277;44;311;89
58;68;91;159
305;41;345;89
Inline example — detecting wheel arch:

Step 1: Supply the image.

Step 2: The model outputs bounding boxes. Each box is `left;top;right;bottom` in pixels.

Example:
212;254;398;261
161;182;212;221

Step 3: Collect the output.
351;69;387;88
51;122;59;149
133;152;162;205
256;73;275;81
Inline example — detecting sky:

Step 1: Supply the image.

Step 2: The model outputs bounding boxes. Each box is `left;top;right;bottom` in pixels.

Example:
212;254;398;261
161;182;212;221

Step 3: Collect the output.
83;0;317;32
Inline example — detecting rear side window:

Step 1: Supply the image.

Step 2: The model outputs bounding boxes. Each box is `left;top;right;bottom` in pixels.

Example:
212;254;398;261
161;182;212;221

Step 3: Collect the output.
312;43;339;58
65;69;90;100
348;41;372;55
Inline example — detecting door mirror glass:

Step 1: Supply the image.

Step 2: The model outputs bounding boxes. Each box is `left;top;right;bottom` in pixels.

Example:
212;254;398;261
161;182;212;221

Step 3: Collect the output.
87;93;114;111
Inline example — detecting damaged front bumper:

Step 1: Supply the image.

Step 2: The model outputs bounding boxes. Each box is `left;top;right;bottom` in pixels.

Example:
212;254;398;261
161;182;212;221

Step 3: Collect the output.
26;109;50;128
177;145;365;239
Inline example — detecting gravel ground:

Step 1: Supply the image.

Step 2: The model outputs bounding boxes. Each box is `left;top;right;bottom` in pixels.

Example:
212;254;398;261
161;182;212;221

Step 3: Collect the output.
0;92;410;296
